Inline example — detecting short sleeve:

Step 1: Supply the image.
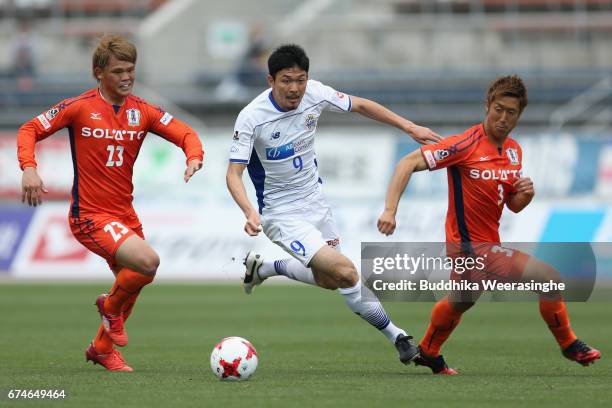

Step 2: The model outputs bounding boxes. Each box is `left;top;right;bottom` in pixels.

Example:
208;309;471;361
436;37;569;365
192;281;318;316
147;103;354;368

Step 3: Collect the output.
229;110;255;164
420;132;480;170
308;80;351;113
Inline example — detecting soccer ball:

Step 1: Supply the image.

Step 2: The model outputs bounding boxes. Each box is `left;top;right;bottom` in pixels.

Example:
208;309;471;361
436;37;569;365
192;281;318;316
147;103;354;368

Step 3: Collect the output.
210;337;258;381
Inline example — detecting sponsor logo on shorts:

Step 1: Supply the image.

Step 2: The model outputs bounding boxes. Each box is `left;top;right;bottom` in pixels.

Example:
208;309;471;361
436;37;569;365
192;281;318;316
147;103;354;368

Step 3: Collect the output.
326;238;340;248
233;131;239;141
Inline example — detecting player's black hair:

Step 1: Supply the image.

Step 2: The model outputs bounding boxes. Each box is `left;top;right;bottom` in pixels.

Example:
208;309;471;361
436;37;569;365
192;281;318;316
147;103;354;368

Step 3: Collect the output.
268;44;309;78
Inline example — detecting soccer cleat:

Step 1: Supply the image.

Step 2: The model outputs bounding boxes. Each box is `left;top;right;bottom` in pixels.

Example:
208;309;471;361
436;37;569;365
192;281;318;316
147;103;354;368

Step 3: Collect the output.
394;334;420;365
242;251;265;295
95;294;128;347
414;347;458;375
562;339;601;366
85;341;133;372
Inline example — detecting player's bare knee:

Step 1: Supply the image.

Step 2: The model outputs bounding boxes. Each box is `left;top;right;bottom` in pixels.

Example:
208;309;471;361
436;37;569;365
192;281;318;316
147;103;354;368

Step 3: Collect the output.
317;278;339;291
138;252;159;276
335;265;358;288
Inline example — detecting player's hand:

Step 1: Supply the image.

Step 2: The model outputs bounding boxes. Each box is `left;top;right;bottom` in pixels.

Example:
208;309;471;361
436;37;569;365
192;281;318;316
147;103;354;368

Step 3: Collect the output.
184;159;203;183
245;212;263;236
513;177;535;196
377;210;397;236
21;167;48;207
409;125;442;145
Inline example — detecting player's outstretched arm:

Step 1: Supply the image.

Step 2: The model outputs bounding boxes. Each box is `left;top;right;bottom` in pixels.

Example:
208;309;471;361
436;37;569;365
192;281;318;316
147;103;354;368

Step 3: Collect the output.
226;163;262;236
349;96;441;144
378;149;428;236
506;177;535;213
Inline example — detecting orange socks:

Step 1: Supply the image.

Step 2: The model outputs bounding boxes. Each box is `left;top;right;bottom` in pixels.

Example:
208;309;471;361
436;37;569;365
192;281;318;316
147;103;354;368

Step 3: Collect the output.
94;325;113;354
419;298;464;357
94;269;151;354
416;297;577;358
104;269;153;315
539;298;577;349
122;290;141;321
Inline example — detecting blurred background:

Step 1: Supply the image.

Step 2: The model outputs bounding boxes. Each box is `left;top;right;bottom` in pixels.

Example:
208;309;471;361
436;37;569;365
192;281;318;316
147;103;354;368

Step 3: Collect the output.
0;0;611;281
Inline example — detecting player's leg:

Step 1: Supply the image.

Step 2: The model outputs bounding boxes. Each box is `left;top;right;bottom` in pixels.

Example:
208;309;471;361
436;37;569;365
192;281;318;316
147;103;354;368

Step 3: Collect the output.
414;290;476;375
242;214;321;293
308;246;419;364
105;235;158;313
244;251;317;293
98;236;157;346
419;292;475;355
521;256;601;365
93;273;143;356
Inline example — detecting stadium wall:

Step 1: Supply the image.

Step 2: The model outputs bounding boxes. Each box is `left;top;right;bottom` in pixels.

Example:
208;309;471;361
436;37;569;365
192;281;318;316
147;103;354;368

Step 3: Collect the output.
1;129;611;280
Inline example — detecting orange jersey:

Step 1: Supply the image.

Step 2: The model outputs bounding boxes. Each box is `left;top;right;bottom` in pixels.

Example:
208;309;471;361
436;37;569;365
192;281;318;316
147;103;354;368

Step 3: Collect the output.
17;88;203;217
420;124;522;244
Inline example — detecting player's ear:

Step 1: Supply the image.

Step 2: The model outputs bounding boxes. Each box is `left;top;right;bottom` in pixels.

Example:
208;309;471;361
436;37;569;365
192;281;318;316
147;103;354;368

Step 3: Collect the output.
266;74;274;88
94;67;103;81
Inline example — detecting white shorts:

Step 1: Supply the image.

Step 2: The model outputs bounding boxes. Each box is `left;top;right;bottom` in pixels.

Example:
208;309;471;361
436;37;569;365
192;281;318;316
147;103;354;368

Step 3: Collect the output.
261;202;341;267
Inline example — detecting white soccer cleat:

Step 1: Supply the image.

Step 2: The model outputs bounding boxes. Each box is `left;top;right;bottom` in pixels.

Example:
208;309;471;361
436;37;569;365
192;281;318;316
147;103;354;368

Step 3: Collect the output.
243;251;265;295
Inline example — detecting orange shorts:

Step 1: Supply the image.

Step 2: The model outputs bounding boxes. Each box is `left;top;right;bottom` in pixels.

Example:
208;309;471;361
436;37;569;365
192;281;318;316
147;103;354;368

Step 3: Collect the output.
69;212;144;269
449;243;530;284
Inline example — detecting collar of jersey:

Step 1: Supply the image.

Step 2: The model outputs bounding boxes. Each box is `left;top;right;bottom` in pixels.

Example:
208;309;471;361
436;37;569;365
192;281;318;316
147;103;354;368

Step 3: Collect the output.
268;91;288;112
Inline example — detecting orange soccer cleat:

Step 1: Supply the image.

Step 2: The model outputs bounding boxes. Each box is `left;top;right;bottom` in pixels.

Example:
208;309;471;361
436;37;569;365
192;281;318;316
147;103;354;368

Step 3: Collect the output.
562;339;601;366
85;341;133;372
95;294;128;347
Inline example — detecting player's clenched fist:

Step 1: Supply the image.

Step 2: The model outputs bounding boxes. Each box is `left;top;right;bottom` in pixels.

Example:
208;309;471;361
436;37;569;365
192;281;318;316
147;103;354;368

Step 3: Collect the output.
244;212;263;236
377;210;397;236
513;177;534;196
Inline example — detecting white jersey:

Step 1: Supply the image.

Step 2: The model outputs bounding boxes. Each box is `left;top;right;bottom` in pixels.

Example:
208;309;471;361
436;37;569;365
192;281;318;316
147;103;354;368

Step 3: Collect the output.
229;79;352;215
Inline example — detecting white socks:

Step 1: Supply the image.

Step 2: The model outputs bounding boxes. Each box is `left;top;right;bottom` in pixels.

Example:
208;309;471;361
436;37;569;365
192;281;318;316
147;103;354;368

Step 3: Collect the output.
339;280;406;343
259;258;317;286
261;258;406;344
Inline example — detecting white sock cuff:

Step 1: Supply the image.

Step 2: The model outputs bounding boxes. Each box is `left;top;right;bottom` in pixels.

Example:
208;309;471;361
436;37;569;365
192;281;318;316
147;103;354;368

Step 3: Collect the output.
338;279;361;295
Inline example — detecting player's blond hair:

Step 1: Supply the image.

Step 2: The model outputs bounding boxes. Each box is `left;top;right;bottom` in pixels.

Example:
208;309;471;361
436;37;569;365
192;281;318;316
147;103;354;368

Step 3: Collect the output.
486;75;528;113
92;34;137;79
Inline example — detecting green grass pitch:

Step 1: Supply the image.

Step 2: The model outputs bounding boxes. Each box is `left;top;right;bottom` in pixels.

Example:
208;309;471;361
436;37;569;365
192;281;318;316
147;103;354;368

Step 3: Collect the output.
1;283;610;407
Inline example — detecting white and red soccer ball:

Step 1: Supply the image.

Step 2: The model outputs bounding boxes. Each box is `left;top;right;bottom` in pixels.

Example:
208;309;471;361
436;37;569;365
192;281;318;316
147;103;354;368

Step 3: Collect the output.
210;337;258;381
